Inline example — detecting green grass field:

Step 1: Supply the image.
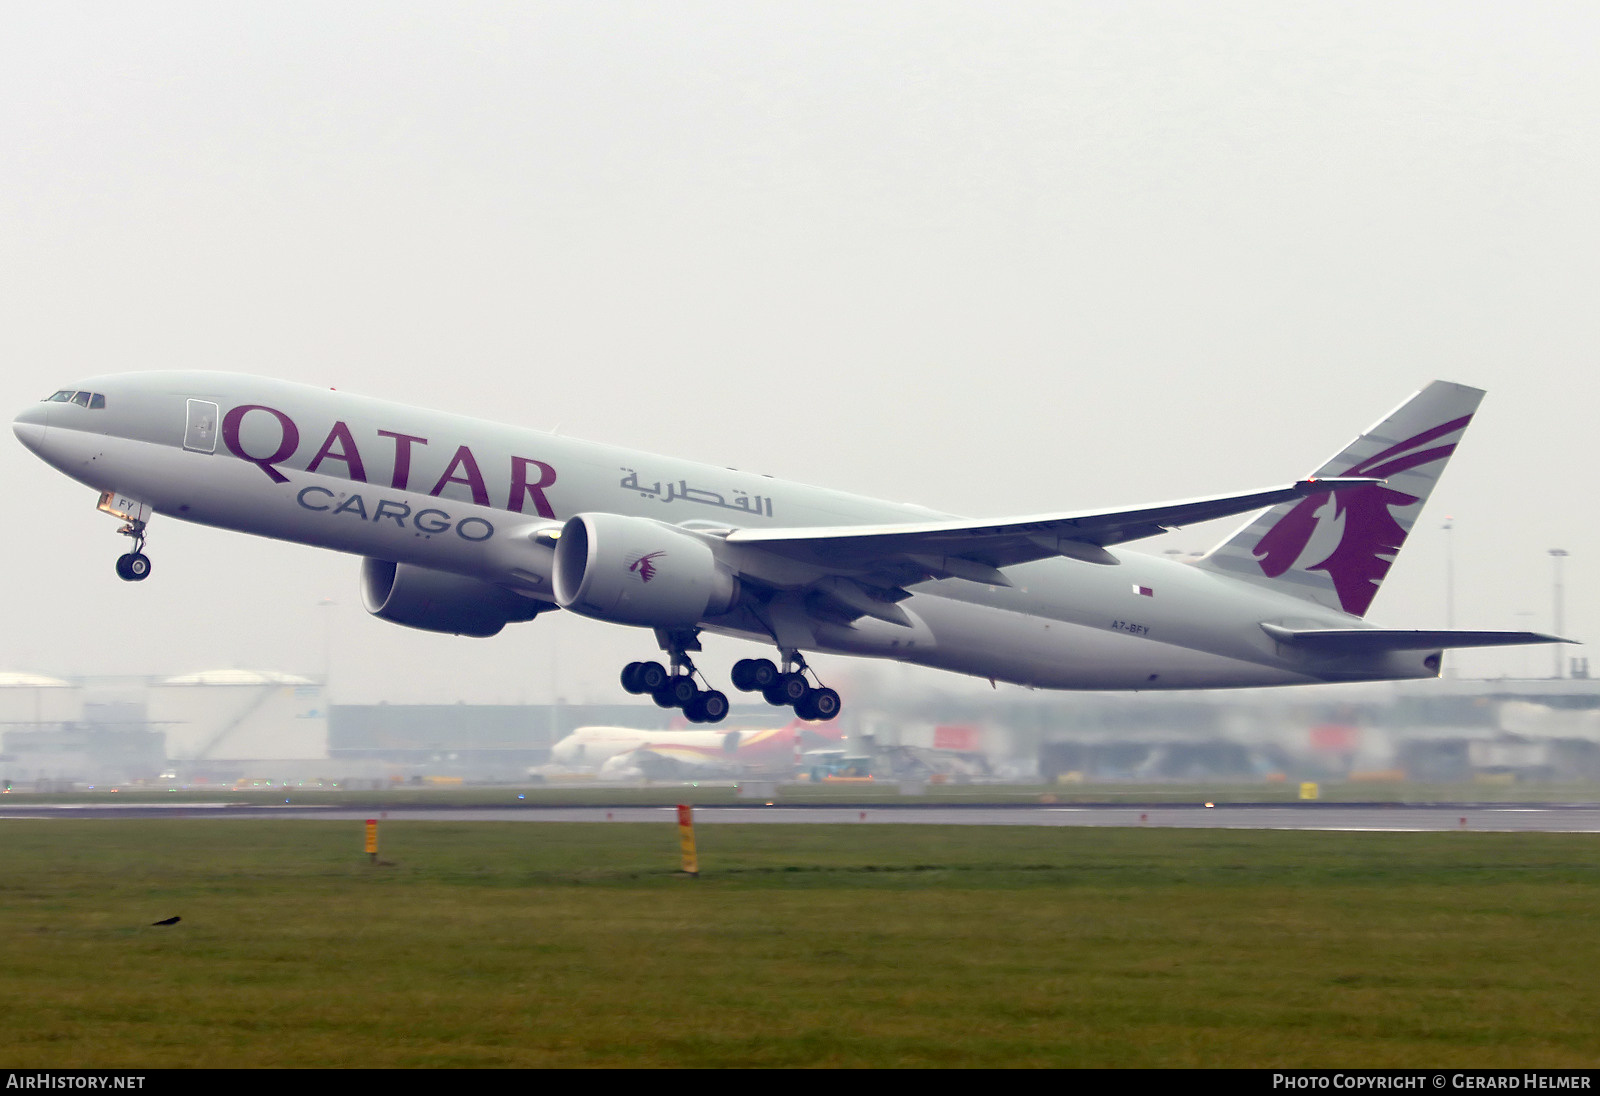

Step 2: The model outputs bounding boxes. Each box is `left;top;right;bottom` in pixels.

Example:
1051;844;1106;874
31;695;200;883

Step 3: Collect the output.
3;820;1598;1067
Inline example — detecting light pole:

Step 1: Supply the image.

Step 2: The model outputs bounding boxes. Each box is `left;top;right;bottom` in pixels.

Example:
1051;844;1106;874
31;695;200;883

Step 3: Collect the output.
1515;611;1536;679
1549;549;1569;679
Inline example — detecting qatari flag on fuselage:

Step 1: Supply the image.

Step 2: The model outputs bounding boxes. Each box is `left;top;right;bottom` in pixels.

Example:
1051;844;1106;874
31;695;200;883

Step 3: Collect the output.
1133;585;1154;597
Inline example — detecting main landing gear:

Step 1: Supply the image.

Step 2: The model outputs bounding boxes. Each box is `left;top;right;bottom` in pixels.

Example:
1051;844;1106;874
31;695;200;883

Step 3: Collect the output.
730;653;841;722
620;628;729;724
619;631;842;725
114;520;152;583
621;657;731;725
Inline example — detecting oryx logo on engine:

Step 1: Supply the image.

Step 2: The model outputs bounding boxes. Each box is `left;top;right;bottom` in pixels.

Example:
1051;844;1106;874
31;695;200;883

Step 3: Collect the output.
628;551;665;583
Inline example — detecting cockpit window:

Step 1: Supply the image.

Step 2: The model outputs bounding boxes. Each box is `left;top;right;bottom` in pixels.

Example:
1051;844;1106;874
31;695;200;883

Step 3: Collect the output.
42;389;106;408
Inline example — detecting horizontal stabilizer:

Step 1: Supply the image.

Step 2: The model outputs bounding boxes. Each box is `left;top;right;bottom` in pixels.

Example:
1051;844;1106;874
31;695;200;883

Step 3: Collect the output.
1260;623;1573;653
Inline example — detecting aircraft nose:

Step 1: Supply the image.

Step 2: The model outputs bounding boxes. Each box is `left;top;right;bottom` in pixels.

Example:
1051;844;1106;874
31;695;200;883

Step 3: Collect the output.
12;402;50;455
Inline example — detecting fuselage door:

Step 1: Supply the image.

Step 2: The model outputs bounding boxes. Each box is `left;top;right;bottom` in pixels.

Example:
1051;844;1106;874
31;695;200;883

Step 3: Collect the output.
184;399;219;453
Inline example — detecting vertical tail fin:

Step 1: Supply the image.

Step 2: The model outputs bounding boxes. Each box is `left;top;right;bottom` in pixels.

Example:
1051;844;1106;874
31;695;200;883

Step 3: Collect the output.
1194;380;1483;618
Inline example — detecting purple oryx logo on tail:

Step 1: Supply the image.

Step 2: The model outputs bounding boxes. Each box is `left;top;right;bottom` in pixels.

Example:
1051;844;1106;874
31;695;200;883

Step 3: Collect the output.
629;551;666;583
1253;414;1471;617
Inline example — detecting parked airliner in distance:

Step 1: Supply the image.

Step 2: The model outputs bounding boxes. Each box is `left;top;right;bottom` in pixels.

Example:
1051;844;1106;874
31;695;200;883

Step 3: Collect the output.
543;719;844;781
13;374;1567;723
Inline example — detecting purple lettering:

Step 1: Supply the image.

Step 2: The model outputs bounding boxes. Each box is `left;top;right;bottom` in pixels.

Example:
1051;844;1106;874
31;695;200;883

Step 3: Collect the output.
429;445;490;507
508;456;558;519
221;405;300;484
306;421;369;482
378;430;428;490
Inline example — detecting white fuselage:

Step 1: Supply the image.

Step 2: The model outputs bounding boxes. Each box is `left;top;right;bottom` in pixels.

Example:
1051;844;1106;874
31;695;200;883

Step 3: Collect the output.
13;371;1434;691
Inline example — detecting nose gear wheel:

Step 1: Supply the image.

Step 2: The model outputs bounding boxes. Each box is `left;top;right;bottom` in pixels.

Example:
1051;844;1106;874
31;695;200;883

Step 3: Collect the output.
116;552;152;582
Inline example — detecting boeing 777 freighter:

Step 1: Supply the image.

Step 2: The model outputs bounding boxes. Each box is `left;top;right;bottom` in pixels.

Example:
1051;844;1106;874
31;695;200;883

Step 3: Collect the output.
12;375;1566;723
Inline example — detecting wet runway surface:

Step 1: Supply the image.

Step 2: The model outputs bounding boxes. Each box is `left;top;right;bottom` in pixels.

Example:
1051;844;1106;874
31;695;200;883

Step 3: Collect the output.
5;801;1600;831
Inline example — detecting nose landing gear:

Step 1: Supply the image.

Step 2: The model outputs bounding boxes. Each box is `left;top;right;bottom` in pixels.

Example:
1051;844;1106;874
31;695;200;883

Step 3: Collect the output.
96;493;154;583
114;521;151;583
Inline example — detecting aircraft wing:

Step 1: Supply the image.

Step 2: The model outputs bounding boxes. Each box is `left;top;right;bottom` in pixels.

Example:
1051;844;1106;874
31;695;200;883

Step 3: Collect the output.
724;478;1378;585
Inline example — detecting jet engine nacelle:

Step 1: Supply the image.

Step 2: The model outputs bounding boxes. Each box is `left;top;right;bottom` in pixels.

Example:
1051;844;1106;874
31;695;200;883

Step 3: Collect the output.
552;512;739;628
361;559;547;638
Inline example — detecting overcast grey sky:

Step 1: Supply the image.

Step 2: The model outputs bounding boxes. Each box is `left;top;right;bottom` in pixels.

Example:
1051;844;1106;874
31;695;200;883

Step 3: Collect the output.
3;2;1596;703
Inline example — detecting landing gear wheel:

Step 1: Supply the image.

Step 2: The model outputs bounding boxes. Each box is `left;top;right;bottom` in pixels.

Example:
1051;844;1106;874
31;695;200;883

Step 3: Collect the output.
652;682;679;709
667;676;699;708
730;659;755;691
686;690;731;724
796;690;819;721
772;672;809;706
696;690;729;723
731;658;779;692
116;553;151;582
622;661;669;694
801;687;841;721
629;662;668;694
